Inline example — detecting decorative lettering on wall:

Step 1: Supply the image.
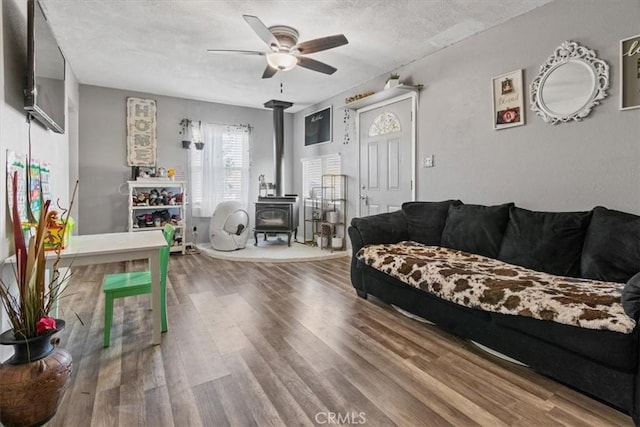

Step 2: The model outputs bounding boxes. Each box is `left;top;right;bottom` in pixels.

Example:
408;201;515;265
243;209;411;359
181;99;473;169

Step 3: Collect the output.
126;97;157;166
622;40;640;57
621;34;640;110
304;106;332;146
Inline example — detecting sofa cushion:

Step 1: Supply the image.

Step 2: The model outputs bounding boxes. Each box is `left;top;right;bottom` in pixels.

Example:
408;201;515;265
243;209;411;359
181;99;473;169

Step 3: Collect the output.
497;207;592;277
402;200;461;245
441;203;513;258
350;210;408;246
622;272;640;321
357;242;634;334
581;207;640;283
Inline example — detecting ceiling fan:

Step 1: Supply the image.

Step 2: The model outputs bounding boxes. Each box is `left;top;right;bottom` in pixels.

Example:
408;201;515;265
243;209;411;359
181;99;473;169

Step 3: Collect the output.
207;15;348;79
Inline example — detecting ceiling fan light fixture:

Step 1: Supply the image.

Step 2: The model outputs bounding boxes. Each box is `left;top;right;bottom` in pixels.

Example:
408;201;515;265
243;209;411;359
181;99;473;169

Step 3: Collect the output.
266;52;297;71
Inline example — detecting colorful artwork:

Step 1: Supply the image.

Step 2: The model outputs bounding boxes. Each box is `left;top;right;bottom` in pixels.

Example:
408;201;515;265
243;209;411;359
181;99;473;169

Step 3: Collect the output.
6;150;28;224
40;161;52;203
29;159;42;222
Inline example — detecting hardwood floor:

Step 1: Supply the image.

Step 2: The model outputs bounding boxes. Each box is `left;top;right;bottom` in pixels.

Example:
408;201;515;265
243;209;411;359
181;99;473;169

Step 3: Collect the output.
48;253;633;426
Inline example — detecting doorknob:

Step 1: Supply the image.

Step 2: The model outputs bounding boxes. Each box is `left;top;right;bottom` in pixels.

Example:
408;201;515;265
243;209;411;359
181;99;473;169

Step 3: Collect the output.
360;194;369;205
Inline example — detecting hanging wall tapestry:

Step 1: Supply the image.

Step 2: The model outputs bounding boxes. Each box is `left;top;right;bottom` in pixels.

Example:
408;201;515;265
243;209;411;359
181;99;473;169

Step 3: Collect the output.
126;97;157;166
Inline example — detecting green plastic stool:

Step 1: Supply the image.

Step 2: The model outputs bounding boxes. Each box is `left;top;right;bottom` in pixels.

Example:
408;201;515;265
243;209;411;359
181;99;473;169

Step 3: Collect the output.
103;224;175;347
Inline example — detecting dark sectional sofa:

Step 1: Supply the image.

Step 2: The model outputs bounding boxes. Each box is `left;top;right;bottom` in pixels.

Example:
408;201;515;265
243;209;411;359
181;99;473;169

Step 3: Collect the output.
348;200;640;423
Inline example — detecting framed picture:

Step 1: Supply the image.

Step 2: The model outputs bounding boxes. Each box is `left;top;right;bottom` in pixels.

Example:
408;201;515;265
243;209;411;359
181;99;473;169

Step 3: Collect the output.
492;69;525;130
621;34;640;110
304;106;332;146
131;166;156;180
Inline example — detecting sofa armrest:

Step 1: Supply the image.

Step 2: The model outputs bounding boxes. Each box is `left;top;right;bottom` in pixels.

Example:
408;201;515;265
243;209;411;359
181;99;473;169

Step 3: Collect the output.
348;211;408;292
350;210;409;249
622;272;640;321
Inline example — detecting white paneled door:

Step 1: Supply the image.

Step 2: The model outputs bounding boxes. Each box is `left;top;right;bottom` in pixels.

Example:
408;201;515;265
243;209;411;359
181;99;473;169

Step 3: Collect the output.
359;98;413;216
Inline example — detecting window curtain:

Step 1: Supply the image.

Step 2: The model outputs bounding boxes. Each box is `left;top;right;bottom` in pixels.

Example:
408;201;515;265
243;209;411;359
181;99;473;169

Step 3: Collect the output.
190;122;251;217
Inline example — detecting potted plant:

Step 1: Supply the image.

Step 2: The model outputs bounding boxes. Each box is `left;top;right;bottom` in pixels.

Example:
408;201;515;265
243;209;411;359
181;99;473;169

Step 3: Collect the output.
0;173;77;427
179;118;191;149
384;73;401;90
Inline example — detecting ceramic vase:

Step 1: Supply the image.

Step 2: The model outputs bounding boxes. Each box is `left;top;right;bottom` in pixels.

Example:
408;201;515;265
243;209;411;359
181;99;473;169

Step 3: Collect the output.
0;320;73;427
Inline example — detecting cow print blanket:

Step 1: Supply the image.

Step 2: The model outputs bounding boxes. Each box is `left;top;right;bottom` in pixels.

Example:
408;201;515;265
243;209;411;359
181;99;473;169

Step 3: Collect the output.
357;241;635;334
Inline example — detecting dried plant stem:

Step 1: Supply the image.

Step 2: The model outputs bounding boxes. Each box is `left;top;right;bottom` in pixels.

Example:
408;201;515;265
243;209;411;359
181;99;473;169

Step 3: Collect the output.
0;174;80;339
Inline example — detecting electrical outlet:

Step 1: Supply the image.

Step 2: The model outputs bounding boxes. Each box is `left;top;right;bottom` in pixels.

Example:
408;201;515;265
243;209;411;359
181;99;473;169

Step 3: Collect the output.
422;155;434;168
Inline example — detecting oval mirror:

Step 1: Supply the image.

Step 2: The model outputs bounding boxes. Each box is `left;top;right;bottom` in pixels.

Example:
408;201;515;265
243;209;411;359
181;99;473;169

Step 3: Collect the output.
530;41;609;124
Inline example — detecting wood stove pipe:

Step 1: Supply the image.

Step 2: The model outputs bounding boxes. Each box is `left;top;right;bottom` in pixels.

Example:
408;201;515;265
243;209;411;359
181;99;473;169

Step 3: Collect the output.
264;99;293;197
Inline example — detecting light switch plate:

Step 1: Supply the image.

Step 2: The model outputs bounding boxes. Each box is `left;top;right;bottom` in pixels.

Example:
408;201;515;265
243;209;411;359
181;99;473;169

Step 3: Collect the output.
422;155;434;168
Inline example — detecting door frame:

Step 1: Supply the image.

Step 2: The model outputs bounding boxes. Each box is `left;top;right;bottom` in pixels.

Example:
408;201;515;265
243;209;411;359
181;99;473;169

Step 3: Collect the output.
356;92;417;217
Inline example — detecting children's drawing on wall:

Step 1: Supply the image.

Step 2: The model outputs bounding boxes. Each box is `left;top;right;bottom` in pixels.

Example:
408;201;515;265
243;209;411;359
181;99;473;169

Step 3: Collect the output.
29;159;42;222
40;162;52;203
6;150;29;224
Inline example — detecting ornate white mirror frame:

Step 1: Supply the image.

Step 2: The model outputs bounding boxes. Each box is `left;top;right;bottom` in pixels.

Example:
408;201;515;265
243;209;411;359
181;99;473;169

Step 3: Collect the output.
530;41;609;124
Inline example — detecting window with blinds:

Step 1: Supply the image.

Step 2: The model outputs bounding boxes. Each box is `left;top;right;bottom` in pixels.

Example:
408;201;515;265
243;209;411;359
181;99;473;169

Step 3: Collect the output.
302;154;341;198
190;149;204;210
190;123;250;217
218;132;246;201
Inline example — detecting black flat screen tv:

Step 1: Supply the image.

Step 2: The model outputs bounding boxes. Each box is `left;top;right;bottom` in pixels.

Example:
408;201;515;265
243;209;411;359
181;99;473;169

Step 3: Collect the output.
24;0;65;134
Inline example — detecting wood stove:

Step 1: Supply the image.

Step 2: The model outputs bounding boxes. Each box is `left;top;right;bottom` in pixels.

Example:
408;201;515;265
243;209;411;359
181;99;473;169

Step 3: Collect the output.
253;99;299;246
254;196;299;246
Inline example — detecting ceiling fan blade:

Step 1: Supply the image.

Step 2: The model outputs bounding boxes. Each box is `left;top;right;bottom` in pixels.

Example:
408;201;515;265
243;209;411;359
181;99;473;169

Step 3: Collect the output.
296;34;348;55
262;65;278;79
296;56;337;75
207;49;265;56
243;15;280;49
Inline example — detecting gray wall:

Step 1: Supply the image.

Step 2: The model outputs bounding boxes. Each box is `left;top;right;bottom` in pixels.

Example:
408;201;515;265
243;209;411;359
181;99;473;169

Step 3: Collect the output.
293;0;640;239
79;0;640;247
0;0;79;359
78;85;293;243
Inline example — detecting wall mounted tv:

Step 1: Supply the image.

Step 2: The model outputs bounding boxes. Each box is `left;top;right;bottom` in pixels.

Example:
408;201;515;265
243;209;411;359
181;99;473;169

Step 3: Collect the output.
24;0;66;134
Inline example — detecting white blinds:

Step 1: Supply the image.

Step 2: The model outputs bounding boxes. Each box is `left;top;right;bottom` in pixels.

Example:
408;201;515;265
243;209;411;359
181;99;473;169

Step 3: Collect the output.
190;123;250;217
302;154;341;198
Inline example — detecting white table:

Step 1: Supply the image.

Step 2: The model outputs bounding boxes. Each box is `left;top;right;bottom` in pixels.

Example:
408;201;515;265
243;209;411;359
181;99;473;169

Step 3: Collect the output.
5;231;168;345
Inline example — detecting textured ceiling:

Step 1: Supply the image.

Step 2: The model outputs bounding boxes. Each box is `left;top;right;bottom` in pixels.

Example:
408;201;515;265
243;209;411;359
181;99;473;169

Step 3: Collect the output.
41;0;553;113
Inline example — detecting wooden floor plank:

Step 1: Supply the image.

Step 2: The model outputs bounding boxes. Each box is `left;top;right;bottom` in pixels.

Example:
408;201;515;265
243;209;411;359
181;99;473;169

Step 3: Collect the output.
144;385;175;427
221;352;287;427
192;378;231;427
44;253;634;426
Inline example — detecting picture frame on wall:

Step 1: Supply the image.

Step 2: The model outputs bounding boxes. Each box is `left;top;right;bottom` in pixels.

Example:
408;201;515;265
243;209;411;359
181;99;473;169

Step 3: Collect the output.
131;166;156;180
304;106;332;146
492;69;525;130
126;97;157;166
620;33;640;110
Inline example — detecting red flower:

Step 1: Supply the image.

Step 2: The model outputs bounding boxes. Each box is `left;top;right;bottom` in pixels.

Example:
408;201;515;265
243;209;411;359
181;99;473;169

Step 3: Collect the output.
36;317;57;334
